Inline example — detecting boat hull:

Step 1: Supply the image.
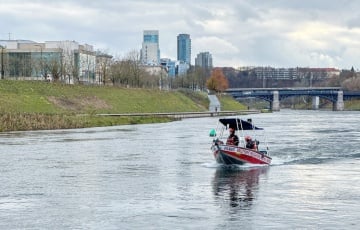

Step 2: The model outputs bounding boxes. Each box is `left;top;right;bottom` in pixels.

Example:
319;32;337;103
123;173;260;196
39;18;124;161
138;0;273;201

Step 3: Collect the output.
211;144;271;165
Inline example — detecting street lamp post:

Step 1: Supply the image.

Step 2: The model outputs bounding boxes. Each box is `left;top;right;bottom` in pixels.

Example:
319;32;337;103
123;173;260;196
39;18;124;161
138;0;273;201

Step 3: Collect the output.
0;45;4;79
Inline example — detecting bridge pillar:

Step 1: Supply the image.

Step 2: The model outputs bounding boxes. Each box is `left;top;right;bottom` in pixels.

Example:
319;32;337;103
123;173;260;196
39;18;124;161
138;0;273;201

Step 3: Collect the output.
334;90;344;111
312;96;319;110
271;91;280;111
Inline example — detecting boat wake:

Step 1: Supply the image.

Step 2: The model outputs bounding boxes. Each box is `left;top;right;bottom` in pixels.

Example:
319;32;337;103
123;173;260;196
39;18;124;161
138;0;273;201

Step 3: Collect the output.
205;150;360;168
202;162;270;170
269;152;360;166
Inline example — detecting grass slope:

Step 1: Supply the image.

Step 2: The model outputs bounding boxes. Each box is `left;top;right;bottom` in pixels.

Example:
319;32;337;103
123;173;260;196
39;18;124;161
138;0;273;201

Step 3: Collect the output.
0;80;209;114
345;99;360;110
0;81;246;131
218;94;248;111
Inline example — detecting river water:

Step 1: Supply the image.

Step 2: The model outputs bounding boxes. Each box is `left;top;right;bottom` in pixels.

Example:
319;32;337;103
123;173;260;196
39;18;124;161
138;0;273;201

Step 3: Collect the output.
0;110;359;229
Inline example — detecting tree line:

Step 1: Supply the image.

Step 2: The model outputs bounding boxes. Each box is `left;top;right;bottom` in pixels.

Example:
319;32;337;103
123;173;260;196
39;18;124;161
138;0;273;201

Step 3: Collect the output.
1;46;359;91
105;50;212;90
107;56;360;92
222;67;360;91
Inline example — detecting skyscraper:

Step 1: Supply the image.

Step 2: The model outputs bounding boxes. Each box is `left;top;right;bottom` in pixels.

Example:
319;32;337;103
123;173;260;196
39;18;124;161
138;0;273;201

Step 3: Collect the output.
177;34;191;65
195;52;213;69
141;30;160;65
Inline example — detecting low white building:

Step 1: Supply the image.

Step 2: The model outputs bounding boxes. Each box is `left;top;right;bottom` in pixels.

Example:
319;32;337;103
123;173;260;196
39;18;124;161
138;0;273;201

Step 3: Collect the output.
0;40;104;84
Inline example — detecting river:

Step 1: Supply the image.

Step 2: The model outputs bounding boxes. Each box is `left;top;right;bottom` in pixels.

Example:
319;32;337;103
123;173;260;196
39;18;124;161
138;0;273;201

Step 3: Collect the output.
0;110;359;229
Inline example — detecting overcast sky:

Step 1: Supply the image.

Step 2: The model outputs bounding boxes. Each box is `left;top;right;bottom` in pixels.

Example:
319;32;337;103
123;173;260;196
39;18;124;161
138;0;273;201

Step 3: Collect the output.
1;0;360;69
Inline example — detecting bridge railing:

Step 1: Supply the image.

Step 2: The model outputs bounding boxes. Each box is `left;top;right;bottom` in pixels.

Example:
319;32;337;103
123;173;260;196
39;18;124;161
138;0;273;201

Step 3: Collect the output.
226;87;342;92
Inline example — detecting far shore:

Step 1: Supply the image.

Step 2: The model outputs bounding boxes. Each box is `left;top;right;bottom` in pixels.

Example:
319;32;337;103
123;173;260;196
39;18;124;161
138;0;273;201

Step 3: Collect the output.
0;110;260;132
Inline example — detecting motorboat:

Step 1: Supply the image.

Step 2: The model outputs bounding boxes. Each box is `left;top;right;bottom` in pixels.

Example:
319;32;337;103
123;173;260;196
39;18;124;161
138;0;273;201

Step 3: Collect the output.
210;118;271;165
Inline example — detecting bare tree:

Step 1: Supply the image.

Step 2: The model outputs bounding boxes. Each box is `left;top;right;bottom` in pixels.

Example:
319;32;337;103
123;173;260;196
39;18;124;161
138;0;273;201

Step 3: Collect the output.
48;55;61;82
342;73;360;90
57;41;79;84
126;50;142;87
96;51;112;85
170;66;209;91
109;50;146;88
110;58;131;86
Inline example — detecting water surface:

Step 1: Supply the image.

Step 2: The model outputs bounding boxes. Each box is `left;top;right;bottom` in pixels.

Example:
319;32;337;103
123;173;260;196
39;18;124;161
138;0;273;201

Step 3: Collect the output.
0;110;359;229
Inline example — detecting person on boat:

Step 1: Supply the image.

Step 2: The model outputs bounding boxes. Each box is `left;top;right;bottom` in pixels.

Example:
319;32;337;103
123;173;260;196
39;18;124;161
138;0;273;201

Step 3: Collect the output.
226;127;239;146
245;136;258;151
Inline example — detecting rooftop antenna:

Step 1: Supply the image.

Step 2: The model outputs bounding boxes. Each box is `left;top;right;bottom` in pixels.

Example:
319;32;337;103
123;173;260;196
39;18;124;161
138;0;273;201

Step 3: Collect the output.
8;33;11;40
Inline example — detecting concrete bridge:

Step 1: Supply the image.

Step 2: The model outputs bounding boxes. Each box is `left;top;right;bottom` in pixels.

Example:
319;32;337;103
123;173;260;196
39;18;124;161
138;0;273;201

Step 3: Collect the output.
226;87;360;111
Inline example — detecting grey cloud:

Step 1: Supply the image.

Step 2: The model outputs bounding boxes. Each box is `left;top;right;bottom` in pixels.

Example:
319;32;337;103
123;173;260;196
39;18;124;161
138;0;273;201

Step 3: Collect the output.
347;14;360;28
1;0;359;68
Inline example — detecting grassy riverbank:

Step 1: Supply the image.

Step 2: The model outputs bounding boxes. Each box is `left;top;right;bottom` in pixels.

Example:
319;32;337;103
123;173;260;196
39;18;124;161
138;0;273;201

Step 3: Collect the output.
0;80;246;131
345;99;360;110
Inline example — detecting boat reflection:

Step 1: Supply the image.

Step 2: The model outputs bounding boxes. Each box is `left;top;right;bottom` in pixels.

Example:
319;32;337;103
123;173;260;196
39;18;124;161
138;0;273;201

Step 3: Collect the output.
212;166;269;209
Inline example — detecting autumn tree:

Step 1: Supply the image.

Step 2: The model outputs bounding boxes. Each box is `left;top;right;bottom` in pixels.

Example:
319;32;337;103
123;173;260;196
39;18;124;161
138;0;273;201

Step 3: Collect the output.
206;68;229;93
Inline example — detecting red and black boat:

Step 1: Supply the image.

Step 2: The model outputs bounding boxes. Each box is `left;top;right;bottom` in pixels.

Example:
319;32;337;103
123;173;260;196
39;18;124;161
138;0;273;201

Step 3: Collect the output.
210;118;272;165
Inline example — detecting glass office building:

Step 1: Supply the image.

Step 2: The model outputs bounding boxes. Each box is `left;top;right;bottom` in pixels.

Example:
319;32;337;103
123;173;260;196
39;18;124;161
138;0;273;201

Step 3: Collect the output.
177;34;191;65
195;51;213;69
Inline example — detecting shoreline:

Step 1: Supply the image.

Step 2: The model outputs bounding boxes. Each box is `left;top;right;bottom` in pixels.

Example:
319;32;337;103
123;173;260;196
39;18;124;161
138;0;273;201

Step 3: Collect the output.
96;110;261;119
0;110;260;132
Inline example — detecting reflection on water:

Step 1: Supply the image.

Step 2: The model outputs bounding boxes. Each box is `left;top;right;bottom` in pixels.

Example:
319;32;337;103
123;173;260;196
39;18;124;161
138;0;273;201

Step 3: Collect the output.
212;166;269;209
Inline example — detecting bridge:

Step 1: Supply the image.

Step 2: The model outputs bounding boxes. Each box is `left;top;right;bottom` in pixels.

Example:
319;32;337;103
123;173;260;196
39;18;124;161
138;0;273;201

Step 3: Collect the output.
225;87;360;111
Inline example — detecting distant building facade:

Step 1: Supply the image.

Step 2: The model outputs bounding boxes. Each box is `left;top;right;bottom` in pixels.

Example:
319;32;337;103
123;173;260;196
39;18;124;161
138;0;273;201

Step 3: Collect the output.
177;34;191;65
141;30;160;65
142;32;191;78
296;67;340;79
2;40;62;81
160;58;176;77
248;66;340;80
176;61;189;76
195;51;213;69
0;40;110;84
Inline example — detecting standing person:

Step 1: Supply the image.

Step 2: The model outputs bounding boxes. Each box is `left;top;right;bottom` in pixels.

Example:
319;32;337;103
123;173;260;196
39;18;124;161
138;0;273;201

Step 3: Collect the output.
226;127;239;146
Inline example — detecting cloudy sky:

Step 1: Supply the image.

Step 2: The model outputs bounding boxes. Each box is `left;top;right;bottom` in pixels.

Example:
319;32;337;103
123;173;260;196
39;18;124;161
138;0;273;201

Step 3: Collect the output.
1;0;360;69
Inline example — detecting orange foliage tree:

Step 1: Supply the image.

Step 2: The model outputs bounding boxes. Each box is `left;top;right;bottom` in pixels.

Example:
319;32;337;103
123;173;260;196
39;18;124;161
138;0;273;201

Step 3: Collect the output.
206;68;229;93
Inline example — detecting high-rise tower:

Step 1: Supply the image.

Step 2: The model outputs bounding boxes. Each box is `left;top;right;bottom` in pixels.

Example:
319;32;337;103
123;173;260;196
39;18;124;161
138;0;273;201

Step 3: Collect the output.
177;34;191;65
195;52;213;69
141;30;160;65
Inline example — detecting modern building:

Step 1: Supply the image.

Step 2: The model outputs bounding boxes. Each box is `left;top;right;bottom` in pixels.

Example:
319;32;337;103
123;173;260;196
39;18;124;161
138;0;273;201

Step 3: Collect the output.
1;40;63;81
195;51;213;69
0;40;105;84
253;67;298;80
140;30;160;65
250;66;340;80
296;68;340;79
160;58;176;77
177;34;191;65
176;61;189;76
